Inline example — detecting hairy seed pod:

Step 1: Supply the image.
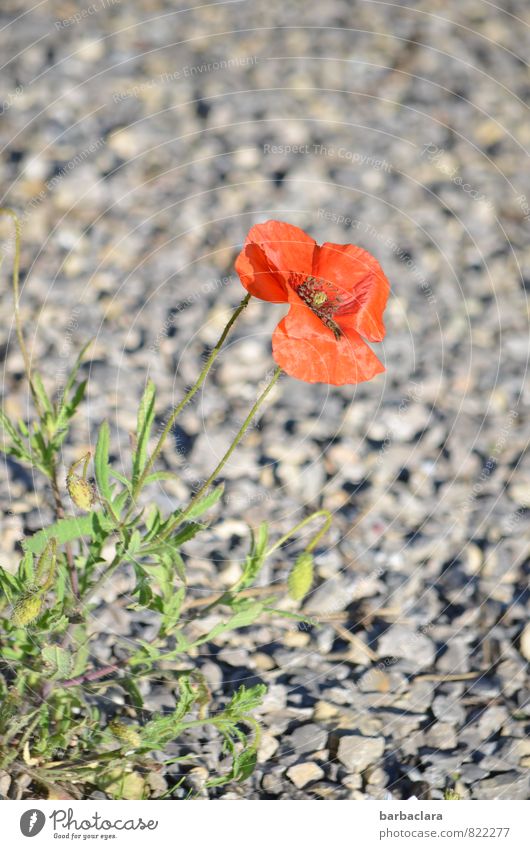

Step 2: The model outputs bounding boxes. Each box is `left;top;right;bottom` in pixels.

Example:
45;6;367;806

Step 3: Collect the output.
288;551;314;601
109;721;142;748
67;474;95;511
35;537;57;589
11;593;43;627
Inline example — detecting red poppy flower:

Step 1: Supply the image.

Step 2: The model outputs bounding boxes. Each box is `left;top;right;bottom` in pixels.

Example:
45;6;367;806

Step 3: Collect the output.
235;220;389;385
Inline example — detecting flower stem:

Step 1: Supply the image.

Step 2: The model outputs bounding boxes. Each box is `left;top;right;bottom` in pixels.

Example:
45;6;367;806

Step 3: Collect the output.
130;292;251;502
162;365;282;539
265;509;333;557
0;208;41;415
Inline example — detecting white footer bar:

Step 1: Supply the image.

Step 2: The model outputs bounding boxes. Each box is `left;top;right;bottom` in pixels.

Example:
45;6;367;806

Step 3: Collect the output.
3;799;528;848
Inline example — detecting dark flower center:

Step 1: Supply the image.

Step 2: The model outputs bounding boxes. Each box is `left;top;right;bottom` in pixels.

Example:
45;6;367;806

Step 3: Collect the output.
290;274;347;339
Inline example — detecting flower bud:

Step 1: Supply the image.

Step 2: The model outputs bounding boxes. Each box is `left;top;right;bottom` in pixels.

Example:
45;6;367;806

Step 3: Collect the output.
67;453;96;511
35;537;57;590
109;721;142;748
11;593;43;627
67;474;95;510
288;551;314;601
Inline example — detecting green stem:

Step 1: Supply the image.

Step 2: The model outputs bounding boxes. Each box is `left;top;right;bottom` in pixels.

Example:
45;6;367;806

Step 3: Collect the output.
0;208;41;415
82;549;123;606
265;509;333;557
161;365;282;540
130;292;251;503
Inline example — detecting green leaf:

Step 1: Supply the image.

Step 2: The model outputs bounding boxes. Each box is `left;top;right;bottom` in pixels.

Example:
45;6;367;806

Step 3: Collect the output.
121;677;144;711
57;339;93;411
234;747;257;781
132;380;156;486
142;471;178;486
0;410;31;462
195;601;264;646
173;674;196;721
226;683;267;716
69;627;91;678
235;522;269;591
17;550;35;584
161;586;186;632
0;565;20;602
95;420;112;500
32;373;54;415
206;744;258;788
0;410;26;448
170;522;204;545
23;513;114;555
185;483;224;520
109;468;132;491
110;489;131;518
42;645;73;679
54;380;87;440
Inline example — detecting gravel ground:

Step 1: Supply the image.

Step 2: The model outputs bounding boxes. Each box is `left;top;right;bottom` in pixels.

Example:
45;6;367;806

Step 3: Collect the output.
0;0;529;800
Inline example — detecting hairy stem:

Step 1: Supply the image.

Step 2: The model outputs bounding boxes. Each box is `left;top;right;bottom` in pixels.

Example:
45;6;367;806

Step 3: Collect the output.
161;365;282;540
0;208;41;415
265;509;333;557
50;465;78;598
130;292;251;504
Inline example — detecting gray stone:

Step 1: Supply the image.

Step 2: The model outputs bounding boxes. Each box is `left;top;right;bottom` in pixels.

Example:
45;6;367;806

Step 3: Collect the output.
377;625;436;669
432;695;466;726
287;723;328;754
337;734;385;773
424;722;458;750
472;772;529;800
286;762;325;789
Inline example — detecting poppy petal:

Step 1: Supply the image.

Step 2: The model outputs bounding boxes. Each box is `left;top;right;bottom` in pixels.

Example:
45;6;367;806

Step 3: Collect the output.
245;220;315;274
314;243;389;341
235;241;287;302
272;304;385;386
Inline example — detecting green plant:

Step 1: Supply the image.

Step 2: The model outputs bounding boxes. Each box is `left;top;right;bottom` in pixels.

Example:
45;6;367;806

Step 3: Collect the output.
0;209;332;799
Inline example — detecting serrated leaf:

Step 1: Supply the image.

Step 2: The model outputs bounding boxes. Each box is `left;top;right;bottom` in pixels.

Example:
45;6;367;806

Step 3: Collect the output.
226;683;267;716
0;409;26;449
161;586;186;632
0;565;20;601
132;380;156;486
234;747;257;781
185;483;224;520
42;645;73;679
235;522;269;591
195;601;264;646
125;529;142;558
54;380;87;441
121;677;144;711
170;521;204;545
60;339;93;402
206;745;257;788
94;420;112;500
32;373;53;415
23;513;114;555
69;627;90;678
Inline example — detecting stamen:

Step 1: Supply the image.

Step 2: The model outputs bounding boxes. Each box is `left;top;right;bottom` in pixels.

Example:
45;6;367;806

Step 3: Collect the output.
294;275;347;339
